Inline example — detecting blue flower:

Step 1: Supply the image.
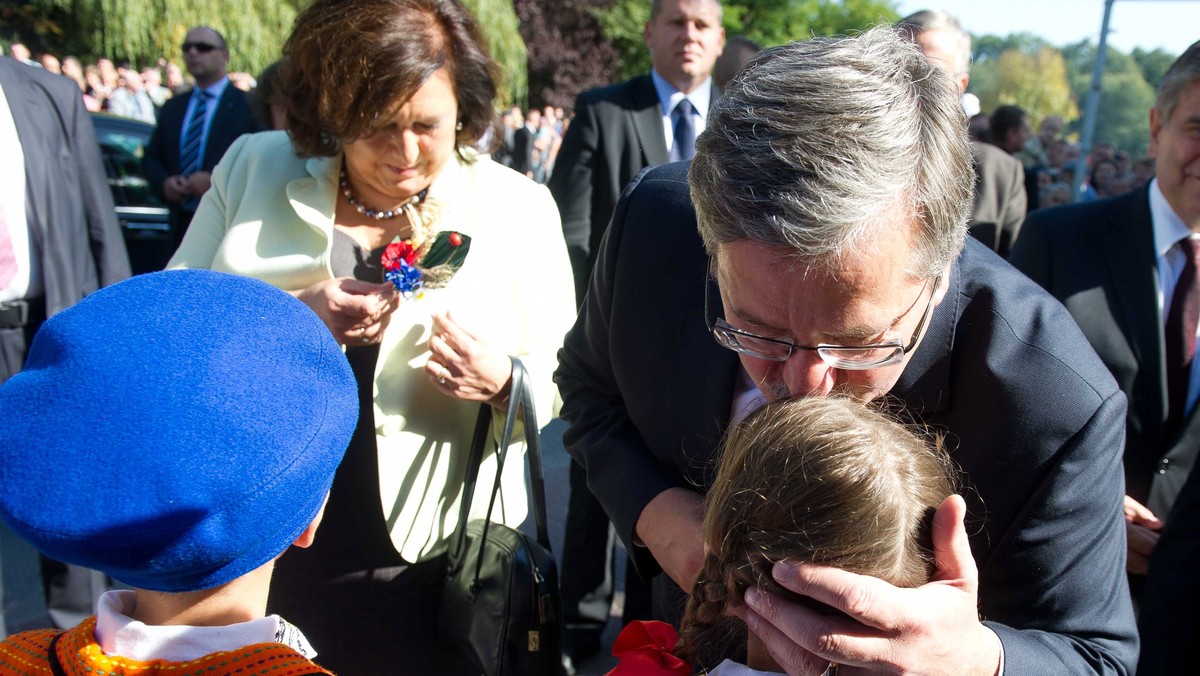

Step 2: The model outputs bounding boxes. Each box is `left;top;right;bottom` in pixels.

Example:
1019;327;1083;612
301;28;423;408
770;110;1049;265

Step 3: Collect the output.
385;259;424;297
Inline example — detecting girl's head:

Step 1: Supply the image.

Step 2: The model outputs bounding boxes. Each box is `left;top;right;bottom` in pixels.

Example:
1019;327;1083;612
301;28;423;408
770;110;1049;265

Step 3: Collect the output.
678;396;955;669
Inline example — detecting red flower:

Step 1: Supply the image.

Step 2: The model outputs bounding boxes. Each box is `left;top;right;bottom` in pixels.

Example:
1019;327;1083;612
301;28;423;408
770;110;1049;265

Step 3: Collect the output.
607;621;690;676
381;239;417;270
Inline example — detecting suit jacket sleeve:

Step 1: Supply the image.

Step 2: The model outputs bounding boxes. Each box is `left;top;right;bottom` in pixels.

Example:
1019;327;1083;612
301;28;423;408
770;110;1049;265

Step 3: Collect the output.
548;92;600;301
985;389;1137;674
1007;210;1051;282
143;103;174;201
555;168;685;579
70;76;130;285
997;159;1027;258
167;134;253;269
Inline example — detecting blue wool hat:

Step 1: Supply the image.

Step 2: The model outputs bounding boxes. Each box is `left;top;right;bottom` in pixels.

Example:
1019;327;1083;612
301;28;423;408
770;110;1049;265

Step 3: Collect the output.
0;270;358;592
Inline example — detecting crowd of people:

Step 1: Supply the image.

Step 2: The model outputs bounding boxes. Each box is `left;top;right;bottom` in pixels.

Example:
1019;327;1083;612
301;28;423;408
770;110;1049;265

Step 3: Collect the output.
0;0;1198;675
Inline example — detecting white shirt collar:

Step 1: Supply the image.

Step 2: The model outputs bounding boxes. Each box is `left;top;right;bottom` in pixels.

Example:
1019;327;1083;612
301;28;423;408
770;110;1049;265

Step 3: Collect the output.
1151;178;1193;258
650;68;713;121
93;590;317;663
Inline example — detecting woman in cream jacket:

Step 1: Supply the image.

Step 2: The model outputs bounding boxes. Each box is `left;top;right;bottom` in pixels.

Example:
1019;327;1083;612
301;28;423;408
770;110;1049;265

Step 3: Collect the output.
168;0;575;670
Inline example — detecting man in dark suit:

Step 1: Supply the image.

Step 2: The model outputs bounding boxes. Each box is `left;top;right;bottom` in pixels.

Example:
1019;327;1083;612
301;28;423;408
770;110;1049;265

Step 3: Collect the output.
0;55;130;636
510;108;537;177
144;26;259;249
556;29;1136;674
1010;42;1200;673
898;10;1027;257
550;0;725;302
547;0;724;660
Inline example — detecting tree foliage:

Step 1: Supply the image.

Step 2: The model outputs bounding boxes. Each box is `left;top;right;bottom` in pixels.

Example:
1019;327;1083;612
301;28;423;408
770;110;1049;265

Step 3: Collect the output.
11;0;528;106
513;0;618;110
1131;46;1176;93
1062;40;1156;157
593;0;899;82
971;48;1078;129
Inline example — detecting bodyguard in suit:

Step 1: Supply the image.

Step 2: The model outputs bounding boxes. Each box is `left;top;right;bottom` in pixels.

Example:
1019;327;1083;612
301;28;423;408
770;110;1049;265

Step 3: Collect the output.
0;55;130;636
1010;42;1200;673
548;0;723;661
556;29;1136;673
898;9;1027;257
549;0;724;302
143;27;259;249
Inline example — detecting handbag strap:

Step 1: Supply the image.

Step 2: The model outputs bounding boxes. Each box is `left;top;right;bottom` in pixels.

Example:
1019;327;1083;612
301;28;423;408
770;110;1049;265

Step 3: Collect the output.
449;357;551;566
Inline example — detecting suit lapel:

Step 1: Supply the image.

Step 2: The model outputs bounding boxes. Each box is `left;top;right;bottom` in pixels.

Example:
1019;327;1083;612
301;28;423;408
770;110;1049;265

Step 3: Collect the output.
1099;188;1166;417
1;59;50;248
285;155;339;239
203;85;236;169
629;75;669;167
669;276;739;487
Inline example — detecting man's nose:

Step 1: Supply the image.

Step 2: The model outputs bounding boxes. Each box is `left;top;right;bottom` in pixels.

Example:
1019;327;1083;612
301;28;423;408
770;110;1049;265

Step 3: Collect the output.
781;349;835;398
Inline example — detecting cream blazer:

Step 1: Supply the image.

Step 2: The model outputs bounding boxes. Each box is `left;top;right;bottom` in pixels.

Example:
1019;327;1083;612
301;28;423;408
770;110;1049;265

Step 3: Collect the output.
169;131;576;562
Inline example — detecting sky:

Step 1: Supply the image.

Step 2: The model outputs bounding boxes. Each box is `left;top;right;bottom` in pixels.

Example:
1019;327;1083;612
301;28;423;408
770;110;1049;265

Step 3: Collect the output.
894;1;1199;55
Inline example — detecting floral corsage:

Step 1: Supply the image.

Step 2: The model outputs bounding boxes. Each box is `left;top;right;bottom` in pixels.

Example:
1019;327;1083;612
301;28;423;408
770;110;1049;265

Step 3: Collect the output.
381;231;471;298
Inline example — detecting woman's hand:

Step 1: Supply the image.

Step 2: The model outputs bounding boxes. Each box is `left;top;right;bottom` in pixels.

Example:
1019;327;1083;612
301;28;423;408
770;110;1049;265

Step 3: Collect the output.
291;277;399;346
425;311;512;405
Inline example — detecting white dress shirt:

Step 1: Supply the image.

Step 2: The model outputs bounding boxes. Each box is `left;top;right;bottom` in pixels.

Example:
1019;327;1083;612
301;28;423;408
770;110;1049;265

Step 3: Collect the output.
1151;178;1200;416
650;69;713;155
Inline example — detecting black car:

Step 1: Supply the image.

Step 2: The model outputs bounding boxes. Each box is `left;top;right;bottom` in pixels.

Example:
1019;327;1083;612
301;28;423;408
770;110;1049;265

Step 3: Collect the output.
91;112;174;274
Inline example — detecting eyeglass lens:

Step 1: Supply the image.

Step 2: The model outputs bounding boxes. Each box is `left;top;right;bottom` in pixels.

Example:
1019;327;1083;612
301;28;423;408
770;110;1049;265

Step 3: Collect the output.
182;43;218;54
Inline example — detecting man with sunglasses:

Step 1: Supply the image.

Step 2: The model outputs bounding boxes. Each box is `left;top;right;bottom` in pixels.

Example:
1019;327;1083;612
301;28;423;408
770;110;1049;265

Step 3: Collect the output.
556;27;1136;675
144;26;260;249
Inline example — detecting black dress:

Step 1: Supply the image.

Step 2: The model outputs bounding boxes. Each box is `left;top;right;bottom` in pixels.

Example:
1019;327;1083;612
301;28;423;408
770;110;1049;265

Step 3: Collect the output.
268;231;473;675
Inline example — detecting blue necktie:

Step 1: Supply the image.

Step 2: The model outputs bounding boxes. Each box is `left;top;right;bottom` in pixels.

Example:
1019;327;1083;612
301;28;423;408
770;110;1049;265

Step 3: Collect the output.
179;90;210;176
670;99;696;162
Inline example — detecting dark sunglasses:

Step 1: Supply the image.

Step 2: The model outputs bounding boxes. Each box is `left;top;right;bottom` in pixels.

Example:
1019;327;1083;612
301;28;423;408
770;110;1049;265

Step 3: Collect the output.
182;42;220;54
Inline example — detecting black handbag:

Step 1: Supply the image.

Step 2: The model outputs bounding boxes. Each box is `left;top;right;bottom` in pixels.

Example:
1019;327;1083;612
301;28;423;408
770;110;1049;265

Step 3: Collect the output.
438;357;564;676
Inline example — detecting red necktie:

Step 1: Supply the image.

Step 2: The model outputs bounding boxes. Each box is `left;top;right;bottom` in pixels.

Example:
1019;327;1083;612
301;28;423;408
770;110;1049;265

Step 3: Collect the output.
1166;237;1200;425
0;205;15;288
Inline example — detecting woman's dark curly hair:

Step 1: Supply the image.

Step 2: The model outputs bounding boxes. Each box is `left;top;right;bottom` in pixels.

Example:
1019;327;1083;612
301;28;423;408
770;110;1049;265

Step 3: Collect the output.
281;0;498;158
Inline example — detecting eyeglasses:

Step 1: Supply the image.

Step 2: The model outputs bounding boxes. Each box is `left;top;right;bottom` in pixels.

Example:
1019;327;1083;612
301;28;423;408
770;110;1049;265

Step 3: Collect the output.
704;273;939;370
182;42;220;54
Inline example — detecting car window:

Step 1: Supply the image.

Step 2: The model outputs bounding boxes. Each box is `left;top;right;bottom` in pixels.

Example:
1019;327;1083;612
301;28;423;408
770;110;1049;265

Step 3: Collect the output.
94;120;165;208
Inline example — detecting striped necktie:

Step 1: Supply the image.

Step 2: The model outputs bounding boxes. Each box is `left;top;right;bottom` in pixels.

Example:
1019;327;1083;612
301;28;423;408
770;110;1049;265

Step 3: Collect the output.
1167;236;1200;427
179;90;210;175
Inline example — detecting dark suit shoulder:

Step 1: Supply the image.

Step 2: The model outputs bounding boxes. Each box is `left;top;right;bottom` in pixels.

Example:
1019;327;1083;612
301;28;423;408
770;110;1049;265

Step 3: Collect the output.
1023;187;1147;235
965;240;1116;379
971;140;1021;170
574;74;655;110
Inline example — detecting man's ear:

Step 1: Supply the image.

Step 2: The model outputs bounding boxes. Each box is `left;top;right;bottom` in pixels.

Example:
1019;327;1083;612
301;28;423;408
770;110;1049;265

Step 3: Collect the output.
1149;107;1163;159
644;21;654;49
292;493;330;549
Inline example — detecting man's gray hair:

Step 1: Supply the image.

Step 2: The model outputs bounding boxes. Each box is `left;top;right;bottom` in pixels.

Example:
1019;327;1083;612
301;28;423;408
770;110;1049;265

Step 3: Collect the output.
689;26;973;280
1158;40;1200;123
896;9;971;78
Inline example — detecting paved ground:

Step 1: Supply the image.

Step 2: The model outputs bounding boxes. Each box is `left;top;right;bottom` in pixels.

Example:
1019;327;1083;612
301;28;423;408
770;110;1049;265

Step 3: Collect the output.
1;418;625;673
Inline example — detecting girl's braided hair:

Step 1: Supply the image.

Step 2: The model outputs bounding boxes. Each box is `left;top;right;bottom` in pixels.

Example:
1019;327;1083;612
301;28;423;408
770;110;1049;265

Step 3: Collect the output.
675;396;956;671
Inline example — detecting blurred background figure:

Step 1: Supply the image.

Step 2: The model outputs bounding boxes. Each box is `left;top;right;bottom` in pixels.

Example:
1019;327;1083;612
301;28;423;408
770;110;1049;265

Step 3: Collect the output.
713;34;760;91
8;43;35;67
249;59;287;130
142;26;260;248
60;56;101;111
37;53;60;74
106;69;156;123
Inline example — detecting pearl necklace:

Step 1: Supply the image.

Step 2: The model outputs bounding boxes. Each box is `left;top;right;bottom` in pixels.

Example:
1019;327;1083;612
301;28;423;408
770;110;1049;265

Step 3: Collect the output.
340;168;427;220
